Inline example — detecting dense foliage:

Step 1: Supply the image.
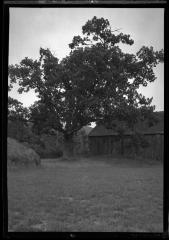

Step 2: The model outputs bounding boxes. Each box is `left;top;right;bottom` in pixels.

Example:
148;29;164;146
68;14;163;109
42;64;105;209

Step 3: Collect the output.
8;17;164;156
8;96;30;121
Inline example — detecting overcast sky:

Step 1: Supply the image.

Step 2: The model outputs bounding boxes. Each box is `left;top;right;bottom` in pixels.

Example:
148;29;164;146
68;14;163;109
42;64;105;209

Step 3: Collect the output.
9;7;164;111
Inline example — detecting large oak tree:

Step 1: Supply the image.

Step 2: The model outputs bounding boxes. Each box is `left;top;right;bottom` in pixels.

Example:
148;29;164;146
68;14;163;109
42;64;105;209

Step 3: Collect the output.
8;16;164;157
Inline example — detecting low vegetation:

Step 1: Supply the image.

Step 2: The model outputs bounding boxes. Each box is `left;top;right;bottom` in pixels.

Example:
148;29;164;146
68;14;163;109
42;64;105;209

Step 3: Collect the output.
8;120;91;159
8;157;163;232
7;137;41;167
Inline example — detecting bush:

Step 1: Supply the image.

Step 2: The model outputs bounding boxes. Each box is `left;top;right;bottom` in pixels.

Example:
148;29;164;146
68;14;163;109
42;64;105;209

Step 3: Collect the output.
8;120;31;142
8;120;63;159
8;137;41;166
126;132;150;155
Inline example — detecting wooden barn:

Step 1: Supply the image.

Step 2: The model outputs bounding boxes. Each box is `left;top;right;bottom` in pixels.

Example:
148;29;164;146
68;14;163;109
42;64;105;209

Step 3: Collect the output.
89;111;164;161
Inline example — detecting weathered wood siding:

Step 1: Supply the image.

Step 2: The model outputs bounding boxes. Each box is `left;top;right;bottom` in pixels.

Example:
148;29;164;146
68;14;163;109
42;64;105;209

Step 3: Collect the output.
89;134;164;161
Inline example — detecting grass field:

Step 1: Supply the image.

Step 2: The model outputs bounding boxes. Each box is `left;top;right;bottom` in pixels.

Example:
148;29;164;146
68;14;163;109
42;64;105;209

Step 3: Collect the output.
7;156;163;232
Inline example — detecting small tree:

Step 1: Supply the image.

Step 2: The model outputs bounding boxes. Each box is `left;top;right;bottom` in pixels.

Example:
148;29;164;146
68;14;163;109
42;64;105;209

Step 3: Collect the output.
8;96;30;140
129;131;150;156
8;16;163;159
8;96;30;122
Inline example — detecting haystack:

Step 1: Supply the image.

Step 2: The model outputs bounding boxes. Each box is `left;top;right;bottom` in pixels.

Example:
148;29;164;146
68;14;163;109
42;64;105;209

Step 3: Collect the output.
7;137;41;166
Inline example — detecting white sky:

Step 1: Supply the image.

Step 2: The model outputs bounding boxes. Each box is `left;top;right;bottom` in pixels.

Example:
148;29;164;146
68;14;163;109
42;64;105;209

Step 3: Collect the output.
8;8;164;111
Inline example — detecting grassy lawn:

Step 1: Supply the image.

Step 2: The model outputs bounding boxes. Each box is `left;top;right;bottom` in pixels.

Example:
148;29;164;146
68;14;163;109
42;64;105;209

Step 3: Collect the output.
7;156;163;232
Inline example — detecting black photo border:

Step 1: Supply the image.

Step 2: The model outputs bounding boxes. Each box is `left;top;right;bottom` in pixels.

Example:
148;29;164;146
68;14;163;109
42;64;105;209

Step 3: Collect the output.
2;0;168;239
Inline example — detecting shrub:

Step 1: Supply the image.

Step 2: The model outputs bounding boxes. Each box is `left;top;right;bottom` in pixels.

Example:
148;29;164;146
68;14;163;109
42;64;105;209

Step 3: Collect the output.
7;137;41;166
127;132;150;154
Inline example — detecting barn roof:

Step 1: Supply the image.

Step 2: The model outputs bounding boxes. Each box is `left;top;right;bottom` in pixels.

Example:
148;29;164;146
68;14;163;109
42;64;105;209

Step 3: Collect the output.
81;126;93;135
89;125;133;137
89;111;164;137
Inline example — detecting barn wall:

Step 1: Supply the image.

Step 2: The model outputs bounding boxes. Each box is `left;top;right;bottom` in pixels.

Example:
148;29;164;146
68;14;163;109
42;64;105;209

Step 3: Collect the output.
89;134;164;161
141;134;163;160
89;135;123;156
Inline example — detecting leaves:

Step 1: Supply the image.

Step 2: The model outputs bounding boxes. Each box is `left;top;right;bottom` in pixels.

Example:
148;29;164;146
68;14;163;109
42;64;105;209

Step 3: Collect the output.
8;17;164;138
70;16;134;50
8;96;30;121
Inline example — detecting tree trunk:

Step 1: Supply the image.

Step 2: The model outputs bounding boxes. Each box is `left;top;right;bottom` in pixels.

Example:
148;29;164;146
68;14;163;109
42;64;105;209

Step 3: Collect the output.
62;134;76;160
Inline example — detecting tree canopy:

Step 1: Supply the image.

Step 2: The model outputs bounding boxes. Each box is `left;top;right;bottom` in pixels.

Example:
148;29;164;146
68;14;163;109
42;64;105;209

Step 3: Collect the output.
8;16;164;139
8;96;30;122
